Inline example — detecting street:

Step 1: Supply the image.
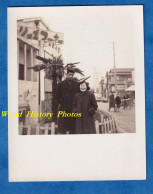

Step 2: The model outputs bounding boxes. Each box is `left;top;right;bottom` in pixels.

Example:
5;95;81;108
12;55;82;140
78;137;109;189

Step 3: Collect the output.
97;101;135;133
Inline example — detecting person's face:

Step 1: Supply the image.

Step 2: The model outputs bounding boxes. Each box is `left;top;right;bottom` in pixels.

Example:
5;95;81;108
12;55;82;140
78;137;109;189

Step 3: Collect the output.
67;72;74;81
80;83;87;92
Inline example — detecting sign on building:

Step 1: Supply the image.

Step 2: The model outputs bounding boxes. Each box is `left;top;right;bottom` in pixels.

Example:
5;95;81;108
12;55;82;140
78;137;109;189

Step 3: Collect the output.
117;85;125;90
17;24;64;47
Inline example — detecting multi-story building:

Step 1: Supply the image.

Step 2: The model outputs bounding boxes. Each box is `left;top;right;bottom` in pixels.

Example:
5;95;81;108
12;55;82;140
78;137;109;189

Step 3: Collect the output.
102;68;134;98
17;17;64;125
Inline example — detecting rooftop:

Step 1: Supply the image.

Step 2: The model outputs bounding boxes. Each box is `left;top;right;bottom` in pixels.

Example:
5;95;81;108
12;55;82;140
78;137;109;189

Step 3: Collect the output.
109;68;134;73
17;17;52;31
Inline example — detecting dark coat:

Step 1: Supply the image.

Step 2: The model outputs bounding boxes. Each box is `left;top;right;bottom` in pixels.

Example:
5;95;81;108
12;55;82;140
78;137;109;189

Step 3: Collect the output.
109;94;115;108
57;79;79;133
72;91;98;134
115;96;121;105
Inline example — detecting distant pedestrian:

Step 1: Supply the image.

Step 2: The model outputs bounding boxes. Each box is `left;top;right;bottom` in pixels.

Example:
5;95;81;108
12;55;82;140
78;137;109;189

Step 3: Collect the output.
108;92;115;112
126;93;130;108
115;94;121;112
123;95;127;109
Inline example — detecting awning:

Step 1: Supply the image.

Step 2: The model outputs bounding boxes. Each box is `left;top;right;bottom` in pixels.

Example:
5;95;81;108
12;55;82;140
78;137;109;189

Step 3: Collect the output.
126;85;135;92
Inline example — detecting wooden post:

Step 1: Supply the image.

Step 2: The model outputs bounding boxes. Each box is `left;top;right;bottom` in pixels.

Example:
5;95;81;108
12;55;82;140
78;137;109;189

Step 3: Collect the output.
101;115;104;133
114;117;117;133
112;117;115;133
110;118;113;133
104;119;107;133
51;122;55;134
112;117;114;133
19;122;23;135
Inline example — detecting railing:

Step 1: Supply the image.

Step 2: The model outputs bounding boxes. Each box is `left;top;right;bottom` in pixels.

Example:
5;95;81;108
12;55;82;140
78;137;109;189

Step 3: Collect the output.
19;115;118;135
19;122;57;135
95;115;117;134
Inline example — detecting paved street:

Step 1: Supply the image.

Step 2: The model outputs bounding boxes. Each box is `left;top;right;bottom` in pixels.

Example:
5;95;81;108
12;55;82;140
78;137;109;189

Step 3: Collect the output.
97;101;135;133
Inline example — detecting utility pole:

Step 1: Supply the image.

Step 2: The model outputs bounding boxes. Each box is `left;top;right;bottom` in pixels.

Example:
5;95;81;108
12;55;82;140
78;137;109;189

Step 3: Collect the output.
112;42;117;92
106;71;109;99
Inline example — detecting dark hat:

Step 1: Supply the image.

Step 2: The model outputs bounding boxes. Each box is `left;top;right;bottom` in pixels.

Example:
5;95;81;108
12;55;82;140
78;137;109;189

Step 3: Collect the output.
67;68;75;74
78;76;91;84
78;76;91;91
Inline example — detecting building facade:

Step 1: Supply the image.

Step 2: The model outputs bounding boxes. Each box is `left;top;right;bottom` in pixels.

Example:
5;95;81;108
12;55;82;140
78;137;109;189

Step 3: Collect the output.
102;68;134;98
17;17;64;125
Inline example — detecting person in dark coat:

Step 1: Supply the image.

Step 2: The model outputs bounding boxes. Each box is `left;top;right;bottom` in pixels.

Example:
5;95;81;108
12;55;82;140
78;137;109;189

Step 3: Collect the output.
115;94;121;112
57;68;79;134
108;92;115;112
125;92;130;108
72;78;98;134
123;95;127;109
123;93;129;109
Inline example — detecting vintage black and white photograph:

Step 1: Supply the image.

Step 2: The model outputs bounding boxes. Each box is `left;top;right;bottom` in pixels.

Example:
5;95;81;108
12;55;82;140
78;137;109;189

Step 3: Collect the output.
17;8;136;135
8;6;145;181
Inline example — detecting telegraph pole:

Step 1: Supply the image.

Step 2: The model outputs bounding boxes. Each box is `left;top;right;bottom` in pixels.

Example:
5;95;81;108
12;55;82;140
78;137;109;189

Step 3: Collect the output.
112;42;117;92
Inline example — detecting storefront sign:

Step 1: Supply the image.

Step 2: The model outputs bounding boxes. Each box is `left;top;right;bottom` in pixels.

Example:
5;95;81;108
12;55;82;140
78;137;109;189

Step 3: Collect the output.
17;25;64;45
117;85;125;90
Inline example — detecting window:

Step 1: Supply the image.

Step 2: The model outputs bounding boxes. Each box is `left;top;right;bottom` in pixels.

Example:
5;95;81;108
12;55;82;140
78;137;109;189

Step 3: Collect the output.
19;63;24;80
26;47;31;81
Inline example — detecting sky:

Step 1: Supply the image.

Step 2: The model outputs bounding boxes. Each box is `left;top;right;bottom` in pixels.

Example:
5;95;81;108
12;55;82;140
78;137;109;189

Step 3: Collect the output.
15;6;137;87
